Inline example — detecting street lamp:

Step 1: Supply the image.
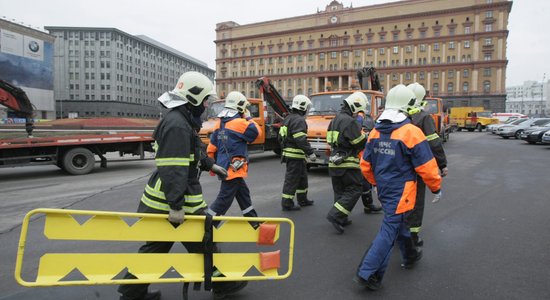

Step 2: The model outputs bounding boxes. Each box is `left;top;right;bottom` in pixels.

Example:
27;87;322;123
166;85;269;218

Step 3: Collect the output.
541;73;546;117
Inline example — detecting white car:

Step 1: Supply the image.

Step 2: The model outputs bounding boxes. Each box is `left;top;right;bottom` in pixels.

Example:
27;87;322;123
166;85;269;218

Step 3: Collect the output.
487;118;527;134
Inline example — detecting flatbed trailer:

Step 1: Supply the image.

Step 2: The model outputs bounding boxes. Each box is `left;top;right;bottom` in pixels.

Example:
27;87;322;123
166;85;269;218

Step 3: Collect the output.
0;131;154;175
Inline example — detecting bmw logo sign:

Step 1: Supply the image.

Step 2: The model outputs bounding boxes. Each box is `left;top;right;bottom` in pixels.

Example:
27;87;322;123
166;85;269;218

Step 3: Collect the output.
28;41;40;52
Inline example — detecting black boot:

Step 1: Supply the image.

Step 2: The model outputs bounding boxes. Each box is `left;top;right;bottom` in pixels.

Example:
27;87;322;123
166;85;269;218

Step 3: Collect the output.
326;214;344;234
298;199;314;207
411;232;424;247
363;204;382;214
401;238;423;269
353;273;382;291
281;199;300;211
119;290;161;300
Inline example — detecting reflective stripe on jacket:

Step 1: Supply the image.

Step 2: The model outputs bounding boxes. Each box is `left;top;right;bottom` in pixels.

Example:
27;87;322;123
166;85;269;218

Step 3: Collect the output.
279;112;313;160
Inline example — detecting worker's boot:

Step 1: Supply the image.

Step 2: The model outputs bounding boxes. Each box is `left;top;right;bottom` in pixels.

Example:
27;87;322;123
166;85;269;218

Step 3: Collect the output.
411;232;424;247
362;191;382;213
297;196;314;207
326;214;345;234
281;199;300;211
401;238;423;269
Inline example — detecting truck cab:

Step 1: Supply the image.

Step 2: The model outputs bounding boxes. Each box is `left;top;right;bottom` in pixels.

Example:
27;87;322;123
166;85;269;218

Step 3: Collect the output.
306;90;383;166
199;98;283;154
424;97;450;141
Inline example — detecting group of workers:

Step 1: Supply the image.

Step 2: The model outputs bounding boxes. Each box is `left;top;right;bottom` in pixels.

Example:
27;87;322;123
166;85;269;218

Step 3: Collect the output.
117;71;448;300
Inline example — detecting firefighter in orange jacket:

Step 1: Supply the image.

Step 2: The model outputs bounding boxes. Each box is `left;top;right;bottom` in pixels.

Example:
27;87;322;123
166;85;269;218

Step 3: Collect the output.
355;85;442;291
207;91;261;222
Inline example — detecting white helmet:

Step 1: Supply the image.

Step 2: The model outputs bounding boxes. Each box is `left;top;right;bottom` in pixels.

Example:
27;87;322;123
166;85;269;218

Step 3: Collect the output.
344;91;368;114
224;91;249;113
385;84;416;112
170;71;213;106
407;82;426;107
291;94;312;112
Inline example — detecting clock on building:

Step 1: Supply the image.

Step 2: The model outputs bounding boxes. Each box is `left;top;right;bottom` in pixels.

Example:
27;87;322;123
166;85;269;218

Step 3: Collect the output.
330;16;338;24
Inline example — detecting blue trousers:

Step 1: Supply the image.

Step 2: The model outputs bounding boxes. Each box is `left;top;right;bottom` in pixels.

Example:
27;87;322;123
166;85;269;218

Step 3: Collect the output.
208;177;257;218
357;210;412;281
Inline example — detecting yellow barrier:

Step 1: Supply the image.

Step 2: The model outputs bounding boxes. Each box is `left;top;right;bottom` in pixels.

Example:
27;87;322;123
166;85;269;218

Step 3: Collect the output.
15;208;294;287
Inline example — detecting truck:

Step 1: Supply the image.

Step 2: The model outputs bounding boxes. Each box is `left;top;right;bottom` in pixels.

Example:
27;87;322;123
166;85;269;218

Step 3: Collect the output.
423;96;451;141
198;91;284;156
449;106;499;132
1;80;156;175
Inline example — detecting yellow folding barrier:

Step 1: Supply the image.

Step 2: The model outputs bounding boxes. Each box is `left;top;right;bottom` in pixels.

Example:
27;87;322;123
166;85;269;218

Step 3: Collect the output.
15;208;294;287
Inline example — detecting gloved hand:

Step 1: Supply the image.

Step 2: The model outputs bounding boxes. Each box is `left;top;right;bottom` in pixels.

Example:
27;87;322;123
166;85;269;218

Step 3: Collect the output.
211;164;228;179
308;153;317;162
432;190;442;203
441;167;448;177
168;209;185;224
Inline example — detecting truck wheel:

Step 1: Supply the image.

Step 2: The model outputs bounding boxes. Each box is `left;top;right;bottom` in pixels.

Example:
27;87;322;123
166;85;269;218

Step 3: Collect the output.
476;123;483;132
467;128;475;132
62;147;96;175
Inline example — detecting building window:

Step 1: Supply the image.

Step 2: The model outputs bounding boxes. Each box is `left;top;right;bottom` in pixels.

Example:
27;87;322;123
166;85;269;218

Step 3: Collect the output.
485;38;492;45
355;50;361;57
419;72;425;80
447;82;454;93
319;53;325;59
448;70;455;79
484;53;492;61
434;43;440;51
485;24;493;32
486;11;493;18
393;46;399;54
465;26;471;34
433;71;439;79
449;41;455;49
405;72;411;80
433;83;439;94
379;48;385;55
463;82;469;92
419;44;426;52
463;69;469;77
393;33;399;41
484;81;491;93
367;48;373;56
406;45;412;53
464;41;470;48
392;73;397;81
342;51;349;57
484;68;492;76
331;52;337;59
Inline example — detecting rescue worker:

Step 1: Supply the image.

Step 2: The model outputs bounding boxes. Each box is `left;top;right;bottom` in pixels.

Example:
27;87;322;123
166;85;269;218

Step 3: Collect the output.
325;91;368;233
207;91;261;223
118;72;247;300
355;84;442;291
406;82;449;247
279;95;316;211
356;109;382;214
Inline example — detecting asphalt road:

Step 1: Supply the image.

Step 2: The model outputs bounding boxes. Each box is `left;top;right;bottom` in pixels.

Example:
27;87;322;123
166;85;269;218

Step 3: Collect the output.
1;131;549;300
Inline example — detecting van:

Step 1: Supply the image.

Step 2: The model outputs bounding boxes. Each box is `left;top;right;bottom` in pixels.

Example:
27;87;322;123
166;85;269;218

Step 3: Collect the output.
492;112;527;123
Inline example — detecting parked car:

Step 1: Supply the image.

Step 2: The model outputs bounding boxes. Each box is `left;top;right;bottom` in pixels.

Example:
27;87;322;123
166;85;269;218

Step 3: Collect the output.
488;118;528;134
497;118;550;139
541;130;550;144
520;124;550;144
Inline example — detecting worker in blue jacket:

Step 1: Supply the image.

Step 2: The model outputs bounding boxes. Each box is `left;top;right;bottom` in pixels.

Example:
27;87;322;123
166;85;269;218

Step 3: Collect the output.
207;91;261;223
355;84;442;291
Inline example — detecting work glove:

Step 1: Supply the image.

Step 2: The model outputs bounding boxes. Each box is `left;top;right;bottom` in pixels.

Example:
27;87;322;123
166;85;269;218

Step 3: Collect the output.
211;164;228;179
308;153;317;162
168;209;185;224
440;167;448;177
432;190;442;203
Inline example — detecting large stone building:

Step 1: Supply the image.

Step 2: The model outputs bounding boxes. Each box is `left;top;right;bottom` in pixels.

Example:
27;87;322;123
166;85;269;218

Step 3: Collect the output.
506;79;549;117
214;0;512;112
44;26;215;119
0;18;55;121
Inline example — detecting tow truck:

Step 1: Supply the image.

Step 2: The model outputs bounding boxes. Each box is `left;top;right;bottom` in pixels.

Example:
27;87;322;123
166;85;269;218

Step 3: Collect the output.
1;80;155;175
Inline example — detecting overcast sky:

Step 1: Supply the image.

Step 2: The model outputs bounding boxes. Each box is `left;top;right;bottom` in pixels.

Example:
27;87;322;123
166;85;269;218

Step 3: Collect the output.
1;0;547;86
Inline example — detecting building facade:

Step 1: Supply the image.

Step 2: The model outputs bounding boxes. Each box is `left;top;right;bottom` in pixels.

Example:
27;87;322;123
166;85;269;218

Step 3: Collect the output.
214;0;512;112
44;26;215;119
0;18;55;121
506;79;549;117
